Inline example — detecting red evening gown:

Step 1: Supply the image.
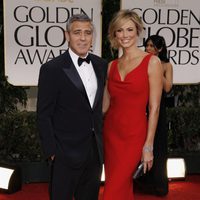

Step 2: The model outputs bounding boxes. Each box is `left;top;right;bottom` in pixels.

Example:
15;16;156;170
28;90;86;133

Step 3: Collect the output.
103;54;152;200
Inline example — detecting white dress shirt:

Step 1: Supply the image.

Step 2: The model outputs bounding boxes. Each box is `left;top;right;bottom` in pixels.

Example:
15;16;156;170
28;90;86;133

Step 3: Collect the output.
68;48;97;108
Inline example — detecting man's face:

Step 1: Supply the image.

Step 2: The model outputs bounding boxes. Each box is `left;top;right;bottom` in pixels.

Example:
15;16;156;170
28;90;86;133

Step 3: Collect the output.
65;21;93;57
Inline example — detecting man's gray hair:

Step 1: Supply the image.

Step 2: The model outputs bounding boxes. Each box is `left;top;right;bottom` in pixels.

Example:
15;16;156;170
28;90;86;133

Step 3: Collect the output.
66;14;93;32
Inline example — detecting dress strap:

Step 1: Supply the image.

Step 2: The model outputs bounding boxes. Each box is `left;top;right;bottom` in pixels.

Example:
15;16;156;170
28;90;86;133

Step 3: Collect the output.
108;59;118;79
143;53;153;63
142;53;153;72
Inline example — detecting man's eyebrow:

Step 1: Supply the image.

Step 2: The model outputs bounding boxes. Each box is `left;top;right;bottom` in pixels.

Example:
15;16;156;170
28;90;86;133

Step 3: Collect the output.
72;29;82;31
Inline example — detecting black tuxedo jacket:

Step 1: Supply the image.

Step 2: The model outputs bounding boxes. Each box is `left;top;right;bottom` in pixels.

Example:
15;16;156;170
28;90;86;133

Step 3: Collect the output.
37;50;107;168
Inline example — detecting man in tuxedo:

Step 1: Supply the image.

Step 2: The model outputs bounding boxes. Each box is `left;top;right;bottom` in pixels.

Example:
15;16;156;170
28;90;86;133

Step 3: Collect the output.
37;14;107;200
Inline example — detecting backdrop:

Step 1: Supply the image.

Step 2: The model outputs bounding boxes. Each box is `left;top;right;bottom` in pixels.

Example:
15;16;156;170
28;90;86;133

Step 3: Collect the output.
121;0;200;84
3;0;102;86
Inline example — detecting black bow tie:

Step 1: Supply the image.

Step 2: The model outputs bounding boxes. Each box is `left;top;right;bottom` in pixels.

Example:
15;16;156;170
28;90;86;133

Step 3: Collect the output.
78;55;91;66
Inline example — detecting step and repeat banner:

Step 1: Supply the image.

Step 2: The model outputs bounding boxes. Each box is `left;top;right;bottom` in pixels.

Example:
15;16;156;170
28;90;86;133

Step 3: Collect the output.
3;0;102;86
121;0;200;84
3;0;200;85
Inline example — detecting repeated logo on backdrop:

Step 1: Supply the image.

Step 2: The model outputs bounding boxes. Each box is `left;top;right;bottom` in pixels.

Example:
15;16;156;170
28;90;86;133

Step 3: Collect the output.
4;0;101;85
3;0;200;85
121;0;200;84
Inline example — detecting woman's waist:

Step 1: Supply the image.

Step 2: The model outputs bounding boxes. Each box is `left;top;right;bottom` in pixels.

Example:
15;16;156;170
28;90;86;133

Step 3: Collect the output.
108;105;147;113
105;109;147;123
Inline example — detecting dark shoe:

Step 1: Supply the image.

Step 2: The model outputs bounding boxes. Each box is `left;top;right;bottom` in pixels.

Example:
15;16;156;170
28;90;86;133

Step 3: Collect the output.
135;180;168;196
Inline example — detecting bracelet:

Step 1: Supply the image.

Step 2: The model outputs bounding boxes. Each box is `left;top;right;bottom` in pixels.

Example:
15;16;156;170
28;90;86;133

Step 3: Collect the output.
143;146;153;152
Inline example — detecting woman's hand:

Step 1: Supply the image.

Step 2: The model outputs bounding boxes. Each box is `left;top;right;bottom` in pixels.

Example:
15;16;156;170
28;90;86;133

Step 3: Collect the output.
50;155;55;161
142;146;154;173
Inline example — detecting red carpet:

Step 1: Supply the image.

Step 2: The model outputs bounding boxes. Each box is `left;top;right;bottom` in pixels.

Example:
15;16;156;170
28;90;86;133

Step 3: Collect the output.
0;175;199;200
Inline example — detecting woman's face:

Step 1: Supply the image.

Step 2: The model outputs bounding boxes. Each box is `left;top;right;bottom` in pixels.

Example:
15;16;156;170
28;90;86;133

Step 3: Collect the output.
115;19;137;49
145;40;159;55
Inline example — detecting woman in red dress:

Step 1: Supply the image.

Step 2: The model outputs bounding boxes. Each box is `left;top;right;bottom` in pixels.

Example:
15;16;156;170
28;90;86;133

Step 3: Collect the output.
102;10;163;200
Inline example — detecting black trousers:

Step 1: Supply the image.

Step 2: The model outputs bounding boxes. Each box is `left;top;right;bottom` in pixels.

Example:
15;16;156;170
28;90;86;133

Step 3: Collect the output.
49;137;102;200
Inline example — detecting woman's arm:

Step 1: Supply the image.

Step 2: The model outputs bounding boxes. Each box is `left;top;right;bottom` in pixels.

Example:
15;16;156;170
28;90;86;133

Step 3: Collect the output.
102;62;112;114
163;62;173;93
143;55;163;173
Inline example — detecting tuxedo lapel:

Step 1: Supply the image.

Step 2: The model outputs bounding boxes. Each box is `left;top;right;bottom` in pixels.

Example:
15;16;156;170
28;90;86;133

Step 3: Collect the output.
91;56;103;110
62;51;103;110
62;51;87;98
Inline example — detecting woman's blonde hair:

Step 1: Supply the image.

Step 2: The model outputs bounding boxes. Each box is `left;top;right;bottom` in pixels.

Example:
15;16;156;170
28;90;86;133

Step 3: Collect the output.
108;9;144;49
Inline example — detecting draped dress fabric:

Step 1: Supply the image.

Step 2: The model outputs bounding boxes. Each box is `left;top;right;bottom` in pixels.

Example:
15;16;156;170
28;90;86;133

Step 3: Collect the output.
103;54;152;200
